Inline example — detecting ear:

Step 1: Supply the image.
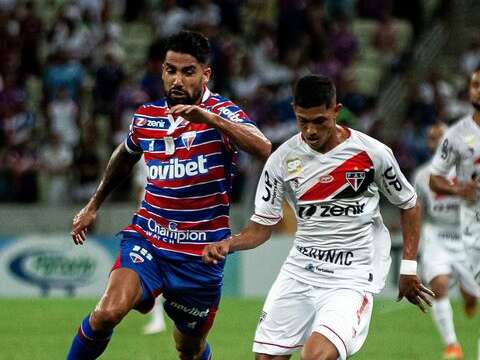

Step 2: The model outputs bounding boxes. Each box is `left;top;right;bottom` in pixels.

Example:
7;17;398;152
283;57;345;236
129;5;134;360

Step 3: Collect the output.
161;62;167;81
334;103;343;115
203;66;212;84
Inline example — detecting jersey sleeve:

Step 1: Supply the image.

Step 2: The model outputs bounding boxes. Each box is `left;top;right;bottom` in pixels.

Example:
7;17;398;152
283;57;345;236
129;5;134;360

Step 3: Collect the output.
412;169;427;207
123;107;144;154
375;145;417;209
250;153;285;226
430;133;458;177
215;101;256;127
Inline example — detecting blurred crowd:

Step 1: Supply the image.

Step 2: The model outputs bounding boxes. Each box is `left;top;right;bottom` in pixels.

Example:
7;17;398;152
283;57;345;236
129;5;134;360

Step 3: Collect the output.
0;0;455;204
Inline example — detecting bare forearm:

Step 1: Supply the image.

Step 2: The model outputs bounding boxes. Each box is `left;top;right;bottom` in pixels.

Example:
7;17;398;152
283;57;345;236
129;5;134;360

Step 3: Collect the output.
400;201;421;260
429;174;459;195
210;115;271;160
88;144;141;210
229;221;274;251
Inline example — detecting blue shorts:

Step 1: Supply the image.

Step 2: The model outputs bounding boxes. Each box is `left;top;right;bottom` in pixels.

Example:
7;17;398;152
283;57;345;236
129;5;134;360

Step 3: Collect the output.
112;232;224;336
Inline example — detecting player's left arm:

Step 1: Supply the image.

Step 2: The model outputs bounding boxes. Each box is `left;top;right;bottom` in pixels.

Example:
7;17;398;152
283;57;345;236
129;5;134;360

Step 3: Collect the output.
375;145;434;312
169;104;271;160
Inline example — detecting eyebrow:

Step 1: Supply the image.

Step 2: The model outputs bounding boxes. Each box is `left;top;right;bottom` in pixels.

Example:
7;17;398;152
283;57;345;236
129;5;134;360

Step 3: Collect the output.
298;115;328;121
165;63;196;71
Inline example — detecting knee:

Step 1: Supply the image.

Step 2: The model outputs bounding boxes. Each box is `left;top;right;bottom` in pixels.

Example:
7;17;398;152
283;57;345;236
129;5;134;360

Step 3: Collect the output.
301;348;338;360
91;303;130;329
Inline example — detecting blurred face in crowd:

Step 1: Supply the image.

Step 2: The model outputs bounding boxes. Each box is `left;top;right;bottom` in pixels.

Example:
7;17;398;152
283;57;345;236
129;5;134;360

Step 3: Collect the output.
162;51;211;106
426;123;446;153
294;102;342;152
470;69;480;111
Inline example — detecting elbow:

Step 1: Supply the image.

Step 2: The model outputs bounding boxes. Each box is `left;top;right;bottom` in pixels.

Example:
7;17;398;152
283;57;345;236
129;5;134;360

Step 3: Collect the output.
259;139;272;161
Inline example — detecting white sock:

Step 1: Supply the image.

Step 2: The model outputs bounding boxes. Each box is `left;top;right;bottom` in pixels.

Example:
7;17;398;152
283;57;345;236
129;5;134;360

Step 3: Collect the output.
151;301;166;326
431;297;457;345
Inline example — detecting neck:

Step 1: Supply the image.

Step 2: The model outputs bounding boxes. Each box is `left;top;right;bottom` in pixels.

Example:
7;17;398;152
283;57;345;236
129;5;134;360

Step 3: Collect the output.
473;111;480;125
314;126;348;153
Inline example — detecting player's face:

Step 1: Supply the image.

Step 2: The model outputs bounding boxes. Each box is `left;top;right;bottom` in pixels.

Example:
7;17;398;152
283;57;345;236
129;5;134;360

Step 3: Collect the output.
162;51;211;106
295;103;341;151
469;70;480;111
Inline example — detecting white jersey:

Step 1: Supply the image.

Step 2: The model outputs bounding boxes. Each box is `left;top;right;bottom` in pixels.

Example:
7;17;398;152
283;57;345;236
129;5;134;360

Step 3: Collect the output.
413;162;462;253
251;129;417;294
430;115;480;246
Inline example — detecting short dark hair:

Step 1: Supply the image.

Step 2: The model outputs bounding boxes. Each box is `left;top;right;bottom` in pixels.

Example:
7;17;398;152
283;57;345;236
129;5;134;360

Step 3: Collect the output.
164;31;211;65
293;75;336;108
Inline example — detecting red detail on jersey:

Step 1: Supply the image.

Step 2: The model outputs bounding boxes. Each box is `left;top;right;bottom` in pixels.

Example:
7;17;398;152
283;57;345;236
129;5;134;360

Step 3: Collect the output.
149;166;225;188
300;151;374;201
143;140;224;161
145;191;229;210
135;209;230;231
475;157;480;165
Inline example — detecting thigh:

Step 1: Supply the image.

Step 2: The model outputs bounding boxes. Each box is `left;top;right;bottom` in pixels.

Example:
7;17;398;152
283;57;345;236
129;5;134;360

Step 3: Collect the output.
312;289;373;360
113;233;164;313
421;240;451;284
253;272;315;357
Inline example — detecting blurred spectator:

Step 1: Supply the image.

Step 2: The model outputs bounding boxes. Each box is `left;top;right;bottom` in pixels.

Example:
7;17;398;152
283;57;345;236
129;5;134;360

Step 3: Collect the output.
191;0;221;28
153;0;190;37
460;36;480;76
140;39;165;102
328;15;358;67
46;86;80;148
373;9;400;64
42;49;85;105
92;50;125;144
39;133;73;204
17;1;43;76
71;136;100;203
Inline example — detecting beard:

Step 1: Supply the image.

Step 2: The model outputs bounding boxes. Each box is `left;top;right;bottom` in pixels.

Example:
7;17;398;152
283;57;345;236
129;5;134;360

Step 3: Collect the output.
166;87;202;106
472;101;480;112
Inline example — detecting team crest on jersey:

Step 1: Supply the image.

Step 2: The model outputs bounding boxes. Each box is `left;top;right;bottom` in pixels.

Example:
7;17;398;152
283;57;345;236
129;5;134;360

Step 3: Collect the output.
345;171;365;191
129;252;144;263
181;131;196;150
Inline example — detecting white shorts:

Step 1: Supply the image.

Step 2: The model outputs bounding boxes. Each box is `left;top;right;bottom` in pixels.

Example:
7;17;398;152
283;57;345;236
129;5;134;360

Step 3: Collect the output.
252;271;373;360
421;239;480;297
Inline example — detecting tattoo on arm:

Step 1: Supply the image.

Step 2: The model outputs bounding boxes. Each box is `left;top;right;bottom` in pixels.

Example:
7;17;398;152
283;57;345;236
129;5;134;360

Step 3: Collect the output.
90;144;141;208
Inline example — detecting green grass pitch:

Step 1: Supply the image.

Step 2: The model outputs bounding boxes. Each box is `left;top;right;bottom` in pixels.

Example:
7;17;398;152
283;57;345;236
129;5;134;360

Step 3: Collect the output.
0;297;479;359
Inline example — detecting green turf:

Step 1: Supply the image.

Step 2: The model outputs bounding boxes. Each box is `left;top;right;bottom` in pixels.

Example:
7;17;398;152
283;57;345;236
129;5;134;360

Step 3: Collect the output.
0;297;479;359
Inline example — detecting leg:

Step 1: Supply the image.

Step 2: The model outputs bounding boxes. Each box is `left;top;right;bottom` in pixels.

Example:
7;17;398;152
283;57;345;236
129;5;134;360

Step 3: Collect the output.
67;268;143;359
90;268;144;331
429;275;463;359
173;327;211;360
301;332;338;360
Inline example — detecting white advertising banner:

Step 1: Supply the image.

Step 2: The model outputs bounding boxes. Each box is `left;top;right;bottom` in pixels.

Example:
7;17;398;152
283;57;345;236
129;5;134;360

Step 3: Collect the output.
0;235;115;297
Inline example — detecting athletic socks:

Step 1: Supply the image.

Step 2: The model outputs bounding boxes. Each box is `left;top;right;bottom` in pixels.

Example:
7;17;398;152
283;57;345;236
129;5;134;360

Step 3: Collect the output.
431;297;458;345
66;315;113;360
200;342;212;360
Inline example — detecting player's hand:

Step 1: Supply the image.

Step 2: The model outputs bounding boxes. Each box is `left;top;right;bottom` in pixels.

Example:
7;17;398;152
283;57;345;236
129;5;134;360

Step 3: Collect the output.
71;204;97;245
169;105;215;125
397;275;435;313
458;181;478;202
202;239;230;265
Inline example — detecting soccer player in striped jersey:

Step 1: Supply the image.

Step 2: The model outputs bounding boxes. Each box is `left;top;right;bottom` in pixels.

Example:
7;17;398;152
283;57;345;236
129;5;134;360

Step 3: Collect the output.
67;31;271;360
203;75;434;360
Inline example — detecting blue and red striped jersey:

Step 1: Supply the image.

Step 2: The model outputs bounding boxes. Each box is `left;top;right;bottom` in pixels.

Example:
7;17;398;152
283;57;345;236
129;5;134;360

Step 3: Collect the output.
121;88;256;258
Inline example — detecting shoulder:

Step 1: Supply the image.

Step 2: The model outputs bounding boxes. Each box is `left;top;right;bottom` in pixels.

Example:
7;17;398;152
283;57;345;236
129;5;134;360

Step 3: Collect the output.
266;134;301;171
349;128;392;157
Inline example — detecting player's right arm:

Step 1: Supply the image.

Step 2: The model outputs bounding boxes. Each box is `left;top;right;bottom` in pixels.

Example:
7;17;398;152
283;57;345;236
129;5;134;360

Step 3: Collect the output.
203;151;286;264
429;133;477;200
71;116;143;245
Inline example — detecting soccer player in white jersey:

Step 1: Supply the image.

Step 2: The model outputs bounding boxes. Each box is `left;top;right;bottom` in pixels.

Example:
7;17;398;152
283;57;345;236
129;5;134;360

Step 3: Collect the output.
202;75;434;360
430;67;480;315
415;122;480;360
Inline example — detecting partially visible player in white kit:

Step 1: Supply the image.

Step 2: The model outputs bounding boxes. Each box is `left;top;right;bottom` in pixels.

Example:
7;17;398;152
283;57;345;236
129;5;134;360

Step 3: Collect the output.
202;75;434;360
430;68;480;314
414;122;480;360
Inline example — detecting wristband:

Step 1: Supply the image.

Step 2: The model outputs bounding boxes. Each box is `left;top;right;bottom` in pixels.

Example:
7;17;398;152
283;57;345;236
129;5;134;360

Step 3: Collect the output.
400;260;417;275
